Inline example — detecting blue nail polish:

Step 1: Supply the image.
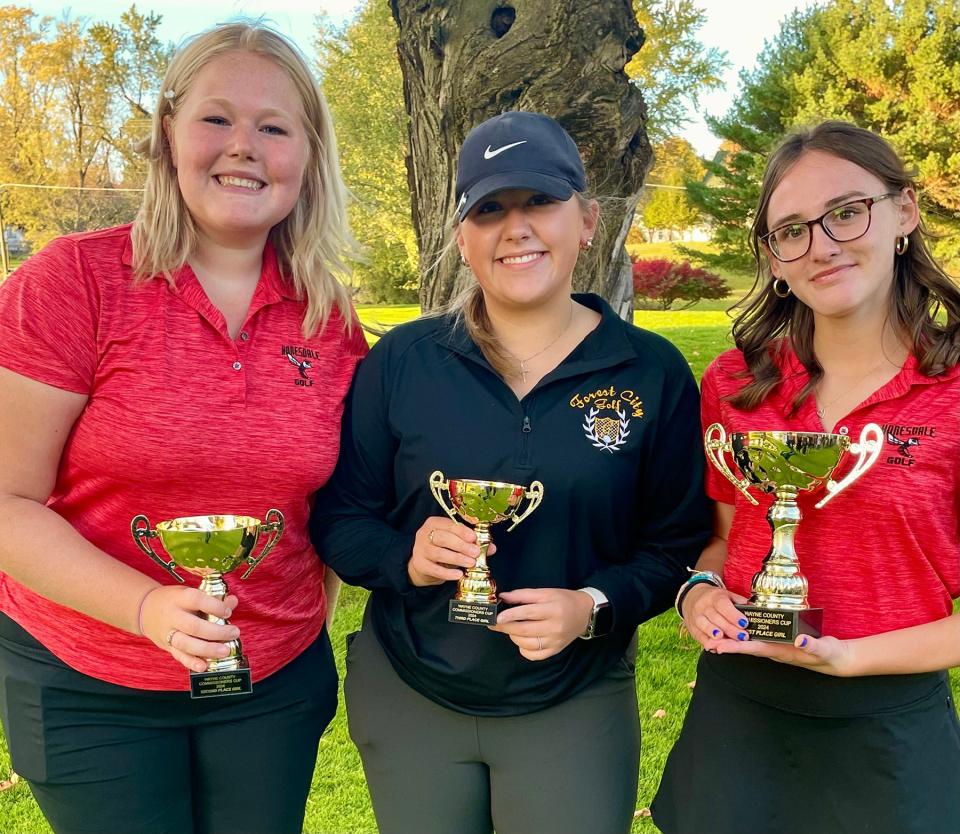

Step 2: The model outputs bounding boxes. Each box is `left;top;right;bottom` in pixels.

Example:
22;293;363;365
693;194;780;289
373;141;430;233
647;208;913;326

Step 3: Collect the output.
800;636;808;648
738;618;748;628
737;632;747;641
712;628;720;638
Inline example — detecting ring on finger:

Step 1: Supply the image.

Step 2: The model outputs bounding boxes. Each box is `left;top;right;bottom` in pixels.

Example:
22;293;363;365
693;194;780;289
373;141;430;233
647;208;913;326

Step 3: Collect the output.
537;636;543;651
428;529;437;545
164;628;179;647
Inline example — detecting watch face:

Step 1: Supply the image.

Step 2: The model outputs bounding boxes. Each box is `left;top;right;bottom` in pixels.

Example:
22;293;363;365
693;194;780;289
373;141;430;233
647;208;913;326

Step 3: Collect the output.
594;603;613;637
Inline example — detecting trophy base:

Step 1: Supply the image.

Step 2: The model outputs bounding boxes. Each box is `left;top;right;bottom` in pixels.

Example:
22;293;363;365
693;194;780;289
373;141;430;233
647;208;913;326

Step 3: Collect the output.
449;598;500;626
189;659;253;699
736;604;822;643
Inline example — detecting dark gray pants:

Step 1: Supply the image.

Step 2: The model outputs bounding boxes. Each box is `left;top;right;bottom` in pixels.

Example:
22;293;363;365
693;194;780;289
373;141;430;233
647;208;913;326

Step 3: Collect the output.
344;625;640;834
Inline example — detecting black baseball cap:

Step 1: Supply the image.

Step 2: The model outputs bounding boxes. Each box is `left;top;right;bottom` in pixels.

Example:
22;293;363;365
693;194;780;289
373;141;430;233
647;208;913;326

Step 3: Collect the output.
454;111;586;221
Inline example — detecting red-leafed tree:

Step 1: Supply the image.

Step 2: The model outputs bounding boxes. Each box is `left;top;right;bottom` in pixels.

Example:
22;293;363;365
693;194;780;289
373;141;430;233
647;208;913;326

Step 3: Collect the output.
632;257;729;310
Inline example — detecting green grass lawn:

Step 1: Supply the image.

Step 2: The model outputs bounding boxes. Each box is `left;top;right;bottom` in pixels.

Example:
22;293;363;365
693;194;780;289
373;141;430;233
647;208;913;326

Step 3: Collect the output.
0;301;952;833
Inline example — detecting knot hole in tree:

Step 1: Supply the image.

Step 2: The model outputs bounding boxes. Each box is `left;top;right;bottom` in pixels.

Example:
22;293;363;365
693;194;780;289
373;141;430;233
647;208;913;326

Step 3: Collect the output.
491;7;516;38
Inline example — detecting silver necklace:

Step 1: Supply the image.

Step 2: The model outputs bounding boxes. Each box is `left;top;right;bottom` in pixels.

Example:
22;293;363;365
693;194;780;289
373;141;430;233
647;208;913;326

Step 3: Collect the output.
501;303;575;383
815;359;892;419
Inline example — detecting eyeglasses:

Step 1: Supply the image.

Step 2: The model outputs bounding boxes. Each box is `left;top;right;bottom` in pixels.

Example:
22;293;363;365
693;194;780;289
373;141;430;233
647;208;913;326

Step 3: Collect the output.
762;193;897;262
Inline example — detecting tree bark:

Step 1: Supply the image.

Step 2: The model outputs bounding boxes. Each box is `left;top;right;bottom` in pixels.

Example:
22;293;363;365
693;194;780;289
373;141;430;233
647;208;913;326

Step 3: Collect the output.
390;0;651;318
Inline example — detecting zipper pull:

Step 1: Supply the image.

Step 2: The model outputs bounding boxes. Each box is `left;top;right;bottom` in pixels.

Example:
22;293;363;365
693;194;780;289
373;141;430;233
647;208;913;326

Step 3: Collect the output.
522;416;532;433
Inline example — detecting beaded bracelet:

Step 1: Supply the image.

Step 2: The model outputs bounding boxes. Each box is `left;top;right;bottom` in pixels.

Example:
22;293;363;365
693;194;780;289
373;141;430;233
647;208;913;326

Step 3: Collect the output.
674;570;725;618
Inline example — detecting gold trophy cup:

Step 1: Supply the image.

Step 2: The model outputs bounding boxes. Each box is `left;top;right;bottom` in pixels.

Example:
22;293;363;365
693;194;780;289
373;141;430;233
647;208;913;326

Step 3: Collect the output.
131;510;284;697
704;424;882;642
429;471;544;625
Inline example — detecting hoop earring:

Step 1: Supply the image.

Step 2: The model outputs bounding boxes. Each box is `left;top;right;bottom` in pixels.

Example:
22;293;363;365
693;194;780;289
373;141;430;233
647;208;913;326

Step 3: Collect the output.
459;252;468;266
895;235;909;255
772;278;792;298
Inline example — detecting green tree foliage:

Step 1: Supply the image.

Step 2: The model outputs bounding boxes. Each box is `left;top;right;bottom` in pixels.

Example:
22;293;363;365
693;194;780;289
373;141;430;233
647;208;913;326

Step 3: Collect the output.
689;0;960;271
641;136;705;234
626;0;728;144
316;1;418;303
0;5;169;249
91;7;171;185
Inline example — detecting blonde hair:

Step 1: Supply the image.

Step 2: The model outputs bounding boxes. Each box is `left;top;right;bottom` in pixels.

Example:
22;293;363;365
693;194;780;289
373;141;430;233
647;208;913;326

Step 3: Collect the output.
443;192;596;378
132;21;355;336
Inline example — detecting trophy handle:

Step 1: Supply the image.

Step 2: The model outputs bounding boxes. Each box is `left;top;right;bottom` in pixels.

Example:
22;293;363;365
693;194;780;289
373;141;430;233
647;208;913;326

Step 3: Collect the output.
815;422;884;509
241;508;285;580
429;470;459;523
130;514;185;583
704;423;759;506
507;481;544;532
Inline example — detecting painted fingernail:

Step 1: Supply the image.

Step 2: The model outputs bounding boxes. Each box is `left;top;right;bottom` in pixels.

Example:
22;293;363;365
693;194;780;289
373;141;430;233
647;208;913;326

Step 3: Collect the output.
737;632;747;641
800;636;808;648
738;618;748;627
712;628;721;638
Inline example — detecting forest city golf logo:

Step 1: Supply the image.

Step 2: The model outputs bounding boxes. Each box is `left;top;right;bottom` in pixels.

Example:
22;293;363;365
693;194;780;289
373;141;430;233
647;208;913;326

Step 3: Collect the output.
570;385;644;453
881;423;934;467
281;345;317;387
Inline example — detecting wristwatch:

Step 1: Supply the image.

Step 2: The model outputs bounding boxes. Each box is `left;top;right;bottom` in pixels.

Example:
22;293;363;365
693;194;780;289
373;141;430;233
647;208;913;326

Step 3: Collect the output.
578;586;613;639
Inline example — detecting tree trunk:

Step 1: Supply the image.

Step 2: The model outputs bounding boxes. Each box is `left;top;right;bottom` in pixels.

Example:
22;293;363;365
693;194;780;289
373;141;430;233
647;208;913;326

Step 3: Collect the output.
390;0;651;318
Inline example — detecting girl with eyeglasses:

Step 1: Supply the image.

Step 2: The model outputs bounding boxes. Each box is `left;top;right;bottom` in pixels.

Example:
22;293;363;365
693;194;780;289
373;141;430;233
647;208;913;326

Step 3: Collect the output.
652;121;960;834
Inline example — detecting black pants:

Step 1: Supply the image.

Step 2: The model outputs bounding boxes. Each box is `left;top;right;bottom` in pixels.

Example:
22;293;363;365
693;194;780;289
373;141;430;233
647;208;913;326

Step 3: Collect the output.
0;613;337;834
344;624;641;834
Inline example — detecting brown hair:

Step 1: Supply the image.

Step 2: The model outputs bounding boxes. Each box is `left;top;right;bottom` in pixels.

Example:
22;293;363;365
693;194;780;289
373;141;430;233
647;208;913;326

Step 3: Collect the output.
731;120;960;411
131;21;356;337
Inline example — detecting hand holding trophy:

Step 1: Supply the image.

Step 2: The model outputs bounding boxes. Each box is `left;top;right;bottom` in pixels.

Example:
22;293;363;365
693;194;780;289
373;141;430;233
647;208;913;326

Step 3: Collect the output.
131;511;284;697
429;471;543;625
704;423;882;642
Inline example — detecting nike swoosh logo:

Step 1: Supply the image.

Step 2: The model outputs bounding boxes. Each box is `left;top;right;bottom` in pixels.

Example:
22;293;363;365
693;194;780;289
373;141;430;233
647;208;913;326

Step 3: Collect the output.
484;141;527;159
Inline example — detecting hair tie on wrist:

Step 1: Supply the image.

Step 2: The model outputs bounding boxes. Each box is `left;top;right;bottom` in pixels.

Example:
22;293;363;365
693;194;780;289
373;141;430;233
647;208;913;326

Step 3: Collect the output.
136;586;162;636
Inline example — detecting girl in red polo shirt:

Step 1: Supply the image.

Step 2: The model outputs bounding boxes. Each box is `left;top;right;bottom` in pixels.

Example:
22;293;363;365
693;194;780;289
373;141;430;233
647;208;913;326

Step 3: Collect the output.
0;23;365;834
652;122;960;834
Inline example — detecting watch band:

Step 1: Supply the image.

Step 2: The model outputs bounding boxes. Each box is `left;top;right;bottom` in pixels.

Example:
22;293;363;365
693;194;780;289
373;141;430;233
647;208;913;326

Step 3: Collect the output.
578;586;611;640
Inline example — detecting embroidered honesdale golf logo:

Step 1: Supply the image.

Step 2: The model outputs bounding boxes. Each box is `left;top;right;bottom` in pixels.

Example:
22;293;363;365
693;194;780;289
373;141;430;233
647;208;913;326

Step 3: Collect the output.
281;345;317;387
881;423;933;467
570;385;644;453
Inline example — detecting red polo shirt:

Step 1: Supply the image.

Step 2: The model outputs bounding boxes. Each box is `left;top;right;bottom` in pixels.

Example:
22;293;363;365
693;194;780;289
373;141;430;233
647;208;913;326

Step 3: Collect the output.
703;346;960;640
0;224;367;690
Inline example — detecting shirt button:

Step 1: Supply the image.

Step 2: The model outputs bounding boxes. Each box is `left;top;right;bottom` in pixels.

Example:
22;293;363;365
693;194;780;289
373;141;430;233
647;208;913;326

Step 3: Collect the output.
838;425;849;435
232;361;242;371
239;331;249;341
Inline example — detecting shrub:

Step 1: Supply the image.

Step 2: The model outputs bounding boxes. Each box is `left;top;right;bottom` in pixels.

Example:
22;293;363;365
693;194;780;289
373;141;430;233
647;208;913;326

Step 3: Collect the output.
631;257;730;310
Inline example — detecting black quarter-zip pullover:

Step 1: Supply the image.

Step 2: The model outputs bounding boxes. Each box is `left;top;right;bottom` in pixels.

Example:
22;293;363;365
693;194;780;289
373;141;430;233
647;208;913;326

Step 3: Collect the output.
312;294;711;716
